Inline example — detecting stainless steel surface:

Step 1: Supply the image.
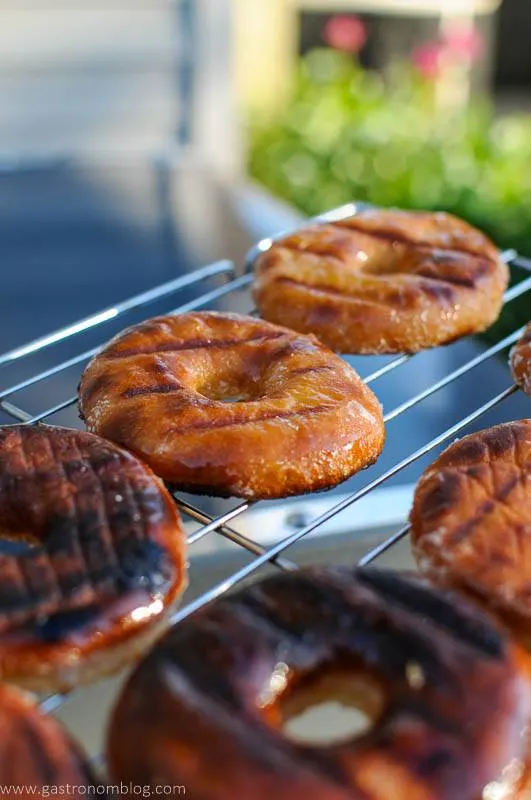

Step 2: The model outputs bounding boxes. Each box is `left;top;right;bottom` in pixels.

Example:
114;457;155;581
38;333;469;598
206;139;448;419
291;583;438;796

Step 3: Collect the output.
1;203;530;761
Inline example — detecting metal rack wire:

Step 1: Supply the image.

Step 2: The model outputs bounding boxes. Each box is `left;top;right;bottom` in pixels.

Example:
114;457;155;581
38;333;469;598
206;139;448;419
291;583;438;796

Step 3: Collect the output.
1;203;530;723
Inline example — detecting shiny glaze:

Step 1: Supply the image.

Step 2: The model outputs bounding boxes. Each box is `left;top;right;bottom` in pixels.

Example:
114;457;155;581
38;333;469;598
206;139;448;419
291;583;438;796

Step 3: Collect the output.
79;312;385;499
108;566;531;800
0;683;103;794
253;209;509;354
0;424;187;691
411;420;531;625
512;324;531;397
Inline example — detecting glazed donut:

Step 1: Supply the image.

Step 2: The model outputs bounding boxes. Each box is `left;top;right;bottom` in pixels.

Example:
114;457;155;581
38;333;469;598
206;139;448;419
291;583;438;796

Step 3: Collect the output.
512;324;531;397
0;424;187;691
0;682;103;796
411;420;531;629
107;567;531;800
78;312;385;499
252;209;509;354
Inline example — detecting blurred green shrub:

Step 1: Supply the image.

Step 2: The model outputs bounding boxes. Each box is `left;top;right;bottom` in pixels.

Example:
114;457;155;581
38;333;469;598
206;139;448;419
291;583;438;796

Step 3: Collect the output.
249;48;531;258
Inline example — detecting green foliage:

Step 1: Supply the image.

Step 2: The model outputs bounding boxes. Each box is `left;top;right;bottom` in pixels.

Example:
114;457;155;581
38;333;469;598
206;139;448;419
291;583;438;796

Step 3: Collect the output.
249;49;531;258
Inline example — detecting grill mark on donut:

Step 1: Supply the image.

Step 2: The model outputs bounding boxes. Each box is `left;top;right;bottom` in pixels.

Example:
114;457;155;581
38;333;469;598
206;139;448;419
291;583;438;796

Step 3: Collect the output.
0;426;180;634
90;449;173;593
2;692;99;787
83;449;128;583
82;449;129;584
227;577;332;639
417;471;461;520
167;403;335;435
287;365;336;379
17;716;61;785
488;422;528;459
355;569;504;658
115;539;171;593
436;422;529;470
415;280;456;303
228;573;452;687
17;430;62;609
273;277;386;304
447;473;522;547
105;331;286;360
262;339;321;363
46;432;96;601
147;359;175;376
413;261;492;289
122;384;181;399
268;224;495;292
8;431;42;610
335;219;497;260
79;372;113;404
274;275;458;307
277;239;349;262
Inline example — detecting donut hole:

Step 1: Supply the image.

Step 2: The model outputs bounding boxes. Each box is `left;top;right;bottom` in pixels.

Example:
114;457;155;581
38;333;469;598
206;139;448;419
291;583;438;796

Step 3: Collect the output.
196;363;267;404
0;529;40;555
201;384;256;403
278;667;385;746
353;239;406;277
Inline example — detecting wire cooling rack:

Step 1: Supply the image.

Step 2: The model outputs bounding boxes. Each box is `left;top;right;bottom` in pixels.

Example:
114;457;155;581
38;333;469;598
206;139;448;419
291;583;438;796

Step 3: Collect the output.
0;202;530;722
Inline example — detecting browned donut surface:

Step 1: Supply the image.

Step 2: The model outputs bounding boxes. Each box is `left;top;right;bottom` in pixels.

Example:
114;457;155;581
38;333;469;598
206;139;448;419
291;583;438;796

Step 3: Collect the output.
253;209;508;354
79;312;385;499
512;323;531;397
0;683;103;797
107;567;530;800
0;424;187;691
411;420;531;626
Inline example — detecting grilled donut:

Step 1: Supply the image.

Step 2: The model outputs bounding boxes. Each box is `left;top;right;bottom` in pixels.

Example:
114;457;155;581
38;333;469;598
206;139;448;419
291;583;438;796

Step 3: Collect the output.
0;682;103;796
107;567;531;800
78;312;385;499
253;209;508;354
0;424;187;691
411;420;531;630
512;324;531;397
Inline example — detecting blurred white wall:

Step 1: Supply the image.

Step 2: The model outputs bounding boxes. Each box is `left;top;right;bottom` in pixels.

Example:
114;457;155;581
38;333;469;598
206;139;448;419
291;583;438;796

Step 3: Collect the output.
0;1;182;157
0;0;240;173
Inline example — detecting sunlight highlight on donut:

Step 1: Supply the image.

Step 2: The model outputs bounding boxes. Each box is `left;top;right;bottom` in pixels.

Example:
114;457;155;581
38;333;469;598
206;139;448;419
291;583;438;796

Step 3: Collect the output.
130;598;164;624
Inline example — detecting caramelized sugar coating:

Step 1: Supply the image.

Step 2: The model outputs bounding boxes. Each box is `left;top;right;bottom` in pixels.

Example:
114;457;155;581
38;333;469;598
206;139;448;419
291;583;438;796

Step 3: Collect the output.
253;209;508;354
108;567;530;800
0;683;103;797
512;324;531;397
0;425;187;691
411;421;531;625
79;312;385;499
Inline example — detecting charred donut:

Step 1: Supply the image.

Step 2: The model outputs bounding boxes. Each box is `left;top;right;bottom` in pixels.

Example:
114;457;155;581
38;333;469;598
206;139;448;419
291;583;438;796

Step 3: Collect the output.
512;324;531;397
411;420;531;628
107;566;530;800
252;209;508;354
79;312;385;499
0;424;187;691
0;682;103;795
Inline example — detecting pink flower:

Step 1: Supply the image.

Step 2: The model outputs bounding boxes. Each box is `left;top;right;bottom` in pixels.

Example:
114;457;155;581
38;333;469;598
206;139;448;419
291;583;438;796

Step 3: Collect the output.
323;15;367;53
412;42;443;80
443;24;484;62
